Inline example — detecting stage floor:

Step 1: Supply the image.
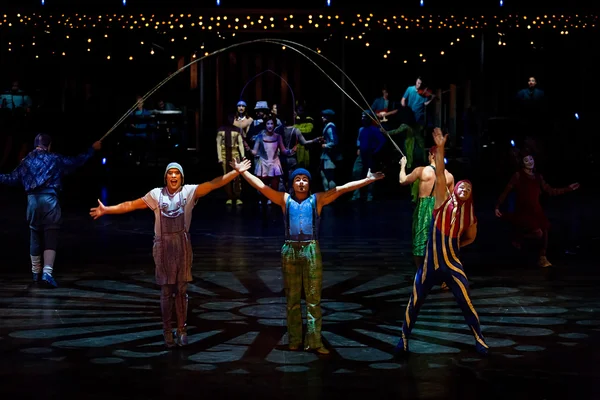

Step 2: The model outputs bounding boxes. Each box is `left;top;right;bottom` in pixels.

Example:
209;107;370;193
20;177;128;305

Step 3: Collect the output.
0;185;599;400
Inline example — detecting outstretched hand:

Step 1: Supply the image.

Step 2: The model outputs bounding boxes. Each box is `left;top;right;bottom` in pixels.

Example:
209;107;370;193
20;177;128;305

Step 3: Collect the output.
92;141;102;151
90;199;107;220
570;183;580;191
432;127;447;147
367;168;385;181
230;158;252;174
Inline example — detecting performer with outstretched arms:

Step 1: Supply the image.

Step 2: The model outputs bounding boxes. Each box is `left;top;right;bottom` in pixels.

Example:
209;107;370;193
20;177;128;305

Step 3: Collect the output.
0;134;101;287
236;161;384;354
495;151;579;267
89;159;252;348
395;128;489;357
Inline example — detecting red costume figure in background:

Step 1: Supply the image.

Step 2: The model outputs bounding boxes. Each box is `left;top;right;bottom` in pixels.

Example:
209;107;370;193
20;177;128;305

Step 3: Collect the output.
495;152;579;267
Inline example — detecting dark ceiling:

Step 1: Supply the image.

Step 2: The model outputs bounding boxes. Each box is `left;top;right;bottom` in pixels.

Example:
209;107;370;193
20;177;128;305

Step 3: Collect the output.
3;0;598;12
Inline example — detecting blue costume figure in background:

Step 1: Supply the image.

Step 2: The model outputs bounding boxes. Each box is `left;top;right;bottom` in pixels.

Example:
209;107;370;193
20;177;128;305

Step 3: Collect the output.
396;128;489;357
351;111;386;201
0;134;101;287
320;109;342;191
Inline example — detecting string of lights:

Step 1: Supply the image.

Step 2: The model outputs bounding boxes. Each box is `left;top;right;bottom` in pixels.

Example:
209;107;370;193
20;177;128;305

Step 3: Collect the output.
0;12;596;63
0;12;595;31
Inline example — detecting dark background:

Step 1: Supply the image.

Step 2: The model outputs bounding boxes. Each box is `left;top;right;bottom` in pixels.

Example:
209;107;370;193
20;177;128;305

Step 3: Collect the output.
0;0;597;199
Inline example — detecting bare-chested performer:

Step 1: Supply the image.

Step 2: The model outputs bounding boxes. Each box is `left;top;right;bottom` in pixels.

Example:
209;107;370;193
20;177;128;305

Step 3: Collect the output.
399;146;454;268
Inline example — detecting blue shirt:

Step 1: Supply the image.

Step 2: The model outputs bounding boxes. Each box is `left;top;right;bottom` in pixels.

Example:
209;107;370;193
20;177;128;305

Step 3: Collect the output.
403;85;430;124
357;126;386;156
0;147;95;193
285;194;320;241
371;97;389;112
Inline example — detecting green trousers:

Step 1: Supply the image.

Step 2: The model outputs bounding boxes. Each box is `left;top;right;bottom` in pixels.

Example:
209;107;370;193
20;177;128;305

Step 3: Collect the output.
412;196;436;257
281;240;323;349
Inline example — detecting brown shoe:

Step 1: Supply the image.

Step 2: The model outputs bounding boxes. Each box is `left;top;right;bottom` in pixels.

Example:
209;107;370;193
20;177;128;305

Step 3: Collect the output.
304;345;330;355
163;330;175;348
316;347;330;355
288;344;300;351
538;256;552;268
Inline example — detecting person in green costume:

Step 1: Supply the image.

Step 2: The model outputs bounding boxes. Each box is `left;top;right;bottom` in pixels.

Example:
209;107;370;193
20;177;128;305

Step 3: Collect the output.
383;123;425;203
237;164;384;355
399;145;454;268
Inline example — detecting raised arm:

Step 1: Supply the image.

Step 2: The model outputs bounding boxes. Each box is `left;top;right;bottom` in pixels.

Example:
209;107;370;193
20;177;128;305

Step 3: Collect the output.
432;128;449;209
399;157;423;186
194;159;251;199
239;170;287;208
90;198;148;220
59;141;101;174
446;171;455;193
317;169;384;209
539;175;579;196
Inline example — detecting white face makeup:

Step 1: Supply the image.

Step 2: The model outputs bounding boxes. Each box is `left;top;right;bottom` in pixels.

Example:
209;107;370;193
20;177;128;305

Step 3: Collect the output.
456;182;472;202
293;175;310;194
265;120;275;133
523;155;535;170
166;169;182;192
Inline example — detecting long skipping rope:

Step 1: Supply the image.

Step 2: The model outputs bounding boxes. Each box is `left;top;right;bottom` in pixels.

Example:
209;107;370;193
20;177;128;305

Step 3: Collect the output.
264;38;403;157
99;37;404;158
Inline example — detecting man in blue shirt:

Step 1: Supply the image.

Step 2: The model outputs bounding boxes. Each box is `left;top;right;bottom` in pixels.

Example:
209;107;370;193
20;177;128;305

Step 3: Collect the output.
352;112;387;201
401;77;436;168
402;77;434;125
0;134;101;287
370;86;399;131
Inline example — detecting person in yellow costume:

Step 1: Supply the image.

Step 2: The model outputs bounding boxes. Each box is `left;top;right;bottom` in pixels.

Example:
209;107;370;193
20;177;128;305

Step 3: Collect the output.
216;113;246;205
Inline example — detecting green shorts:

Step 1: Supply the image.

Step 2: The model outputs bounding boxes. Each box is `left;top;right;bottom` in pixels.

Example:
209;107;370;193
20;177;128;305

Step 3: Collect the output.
412;196;435;257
